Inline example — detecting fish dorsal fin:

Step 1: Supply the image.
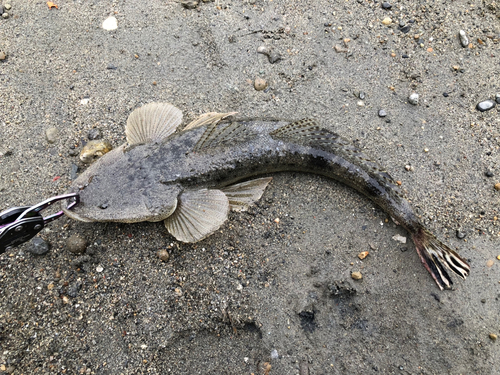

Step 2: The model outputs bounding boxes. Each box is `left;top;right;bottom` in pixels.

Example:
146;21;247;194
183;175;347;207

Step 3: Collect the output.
183;111;238;131
221;177;273;211
272;120;400;187
270;119;344;143
164;189;229;243
126;102;183;145
193;121;255;152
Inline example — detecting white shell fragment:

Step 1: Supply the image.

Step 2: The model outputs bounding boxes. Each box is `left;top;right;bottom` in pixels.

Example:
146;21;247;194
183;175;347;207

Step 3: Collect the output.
392;234;407;244
102;16;118;31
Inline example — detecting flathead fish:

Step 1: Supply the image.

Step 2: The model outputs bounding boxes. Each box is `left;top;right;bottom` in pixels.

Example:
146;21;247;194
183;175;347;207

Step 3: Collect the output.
64;103;470;290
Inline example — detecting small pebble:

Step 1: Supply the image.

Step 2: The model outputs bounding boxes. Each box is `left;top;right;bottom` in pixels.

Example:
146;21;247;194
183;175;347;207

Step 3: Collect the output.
88;128;102;140
96;265;104;273
0;6;3;14
270;349;279;360
404;164;414;171
443;92;449;97
485;171;494;178
102;16;118;31
70;164;78;180
487;259;494;267
459;30;469;48
254;78;268;91
408;93;419;105
358;251;369;260
476;100;496;112
2;13;9;19
257;45;271;56
497;255;500;260
157;249;170;262
495;183;500;191
381;2;392;9
80;140;113;163
378;109;387;117
358;91;366;100
45;127;59;144
0;51;6;60
496;93;500;104
181;0;198;9
66;234;87;254
456;230;466;240
490;333;497;341
382;17;392;26
357;100;365;107
27;237;50;255
4;4;11;10
268;51;282;64
400;25;411;34
351;271;363;280
392;234;407;244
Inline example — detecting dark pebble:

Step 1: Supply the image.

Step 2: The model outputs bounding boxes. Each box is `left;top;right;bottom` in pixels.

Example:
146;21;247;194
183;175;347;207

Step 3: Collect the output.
67;280;83;298
409;19;415;23
66;234;87;254
496;94;500;104
485;171;494;178
402;54;409;58
88;128;101;140
481;298;486;304
27;237;50;255
378;109;387;117
443;92;449;97
381;2;392;9
385;119;391;123
268;51;282;64
476;100;496;112
456;230;466;240
106;64;117;70
99;203;108;209
486;151;492;156
400;25;411;33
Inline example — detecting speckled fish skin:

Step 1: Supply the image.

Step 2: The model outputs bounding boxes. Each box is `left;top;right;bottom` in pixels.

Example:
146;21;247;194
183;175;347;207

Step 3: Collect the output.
64;111;470;290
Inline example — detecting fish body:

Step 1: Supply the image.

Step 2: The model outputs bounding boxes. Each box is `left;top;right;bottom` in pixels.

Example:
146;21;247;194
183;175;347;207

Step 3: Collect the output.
64;103;470;289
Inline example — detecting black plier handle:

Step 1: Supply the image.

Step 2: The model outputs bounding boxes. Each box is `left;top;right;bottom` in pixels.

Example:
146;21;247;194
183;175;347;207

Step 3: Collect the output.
0;193;79;254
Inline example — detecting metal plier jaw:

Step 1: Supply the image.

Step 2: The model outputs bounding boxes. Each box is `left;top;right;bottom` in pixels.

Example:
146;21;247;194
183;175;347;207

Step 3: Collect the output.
0;193;79;254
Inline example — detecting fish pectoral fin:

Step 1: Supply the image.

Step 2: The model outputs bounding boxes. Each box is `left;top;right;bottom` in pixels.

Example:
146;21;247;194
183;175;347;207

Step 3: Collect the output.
125;102;183;145
164;189;229;243
183;111;238;131
221;177;273;212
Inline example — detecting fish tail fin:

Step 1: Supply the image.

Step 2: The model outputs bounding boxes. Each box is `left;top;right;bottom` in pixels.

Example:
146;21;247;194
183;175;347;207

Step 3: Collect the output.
411;224;470;290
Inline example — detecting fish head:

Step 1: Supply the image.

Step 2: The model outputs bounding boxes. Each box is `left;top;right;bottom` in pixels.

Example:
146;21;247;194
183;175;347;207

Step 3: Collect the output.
63;144;182;223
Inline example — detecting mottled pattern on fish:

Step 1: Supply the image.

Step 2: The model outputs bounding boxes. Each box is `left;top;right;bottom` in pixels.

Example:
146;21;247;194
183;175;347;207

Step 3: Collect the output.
64;103;470;290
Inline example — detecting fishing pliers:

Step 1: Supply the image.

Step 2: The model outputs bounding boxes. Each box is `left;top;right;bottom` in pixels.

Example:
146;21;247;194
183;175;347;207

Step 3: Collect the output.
0;193;79;254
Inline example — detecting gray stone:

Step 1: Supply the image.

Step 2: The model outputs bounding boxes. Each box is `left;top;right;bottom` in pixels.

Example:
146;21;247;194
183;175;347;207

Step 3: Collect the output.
378;109;387;117
476;100;496;112
408;93;419;105
28;237;50;255
495;93;500;104
45;127;59;144
70;164;78;180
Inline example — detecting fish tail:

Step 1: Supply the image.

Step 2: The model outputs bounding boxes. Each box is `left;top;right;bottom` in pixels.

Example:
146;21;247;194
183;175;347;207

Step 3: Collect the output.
411;224;470;290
